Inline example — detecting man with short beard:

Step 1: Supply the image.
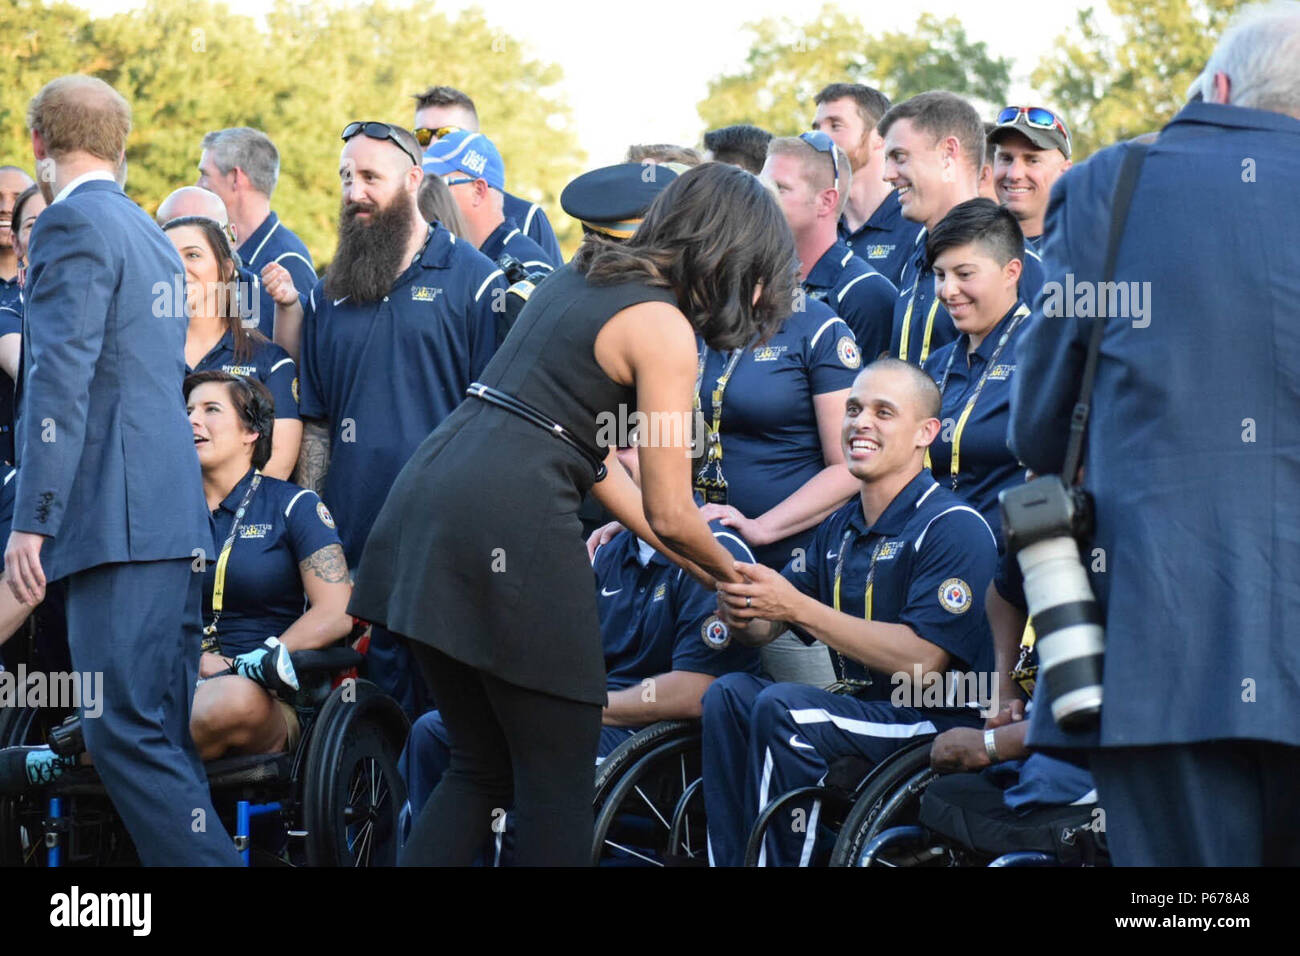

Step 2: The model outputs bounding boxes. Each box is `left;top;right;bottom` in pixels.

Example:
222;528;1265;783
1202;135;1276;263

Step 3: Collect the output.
263;121;507;718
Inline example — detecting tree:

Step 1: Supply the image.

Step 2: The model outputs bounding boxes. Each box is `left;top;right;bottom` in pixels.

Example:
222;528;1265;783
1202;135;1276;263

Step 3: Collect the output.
698;5;1013;136
0;0;583;266
1033;0;1248;159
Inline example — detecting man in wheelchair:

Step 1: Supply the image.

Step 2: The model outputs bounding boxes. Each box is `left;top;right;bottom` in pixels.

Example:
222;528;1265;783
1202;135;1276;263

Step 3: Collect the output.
399;445;763;858
706;359;998;866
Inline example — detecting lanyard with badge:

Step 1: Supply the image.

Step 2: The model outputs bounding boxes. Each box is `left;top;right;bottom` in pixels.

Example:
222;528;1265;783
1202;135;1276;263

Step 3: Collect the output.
824;530;886;695
692;339;752;504
898;290;941;365
926;304;1030;489
201;472;263;655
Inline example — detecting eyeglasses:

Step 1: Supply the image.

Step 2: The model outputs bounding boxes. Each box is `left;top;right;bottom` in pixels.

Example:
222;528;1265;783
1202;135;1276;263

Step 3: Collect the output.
414;125;463;148
443;177;476;187
341;121;421;167
995;107;1071;150
799;130;840;193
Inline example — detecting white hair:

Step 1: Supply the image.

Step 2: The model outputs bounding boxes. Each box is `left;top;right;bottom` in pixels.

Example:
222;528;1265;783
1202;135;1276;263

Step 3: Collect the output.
1203;0;1300;117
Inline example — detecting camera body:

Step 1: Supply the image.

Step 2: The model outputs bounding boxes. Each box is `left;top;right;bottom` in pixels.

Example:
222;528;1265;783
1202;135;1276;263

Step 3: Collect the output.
497;253;553;339
999;476;1105;732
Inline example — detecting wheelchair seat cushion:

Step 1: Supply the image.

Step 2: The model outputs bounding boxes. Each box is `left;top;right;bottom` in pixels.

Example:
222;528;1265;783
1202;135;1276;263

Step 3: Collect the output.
919;770;1100;861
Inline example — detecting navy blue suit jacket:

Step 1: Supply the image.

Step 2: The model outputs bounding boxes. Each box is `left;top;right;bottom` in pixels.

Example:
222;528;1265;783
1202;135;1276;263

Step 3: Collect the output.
14;178;207;581
1009;102;1300;750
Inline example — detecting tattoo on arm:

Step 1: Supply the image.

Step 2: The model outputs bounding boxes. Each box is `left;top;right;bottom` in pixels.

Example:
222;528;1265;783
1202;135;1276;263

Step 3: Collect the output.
300;543;348;584
295;419;330;493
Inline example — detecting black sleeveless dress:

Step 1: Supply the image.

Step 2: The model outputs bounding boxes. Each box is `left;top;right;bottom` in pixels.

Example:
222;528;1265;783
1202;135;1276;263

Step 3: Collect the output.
349;264;679;705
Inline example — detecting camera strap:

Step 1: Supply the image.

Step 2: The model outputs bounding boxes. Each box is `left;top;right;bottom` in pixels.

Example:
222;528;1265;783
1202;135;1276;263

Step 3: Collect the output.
1061;142;1150;487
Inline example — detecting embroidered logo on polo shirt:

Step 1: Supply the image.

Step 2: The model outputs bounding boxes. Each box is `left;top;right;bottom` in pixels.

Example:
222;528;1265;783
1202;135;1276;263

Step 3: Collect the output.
222;365;257;377
701;614;730;650
938;578;973;614
987;364;1015;382
837;336;861;369
753;345;788;362
652;583;667;602
876;541;904;561
865;244;895;260
411;286;443;303
239;523;272;539
317;502;335;529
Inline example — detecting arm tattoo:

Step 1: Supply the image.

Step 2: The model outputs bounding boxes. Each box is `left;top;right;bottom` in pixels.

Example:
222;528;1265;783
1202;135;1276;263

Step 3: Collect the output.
295;418;330;493
300;543;348;584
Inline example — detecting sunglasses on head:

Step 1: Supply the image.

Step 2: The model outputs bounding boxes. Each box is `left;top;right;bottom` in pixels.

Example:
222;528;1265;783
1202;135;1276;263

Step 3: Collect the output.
799;130;840;193
414;125;463;148
341;121;422;167
996;107;1071;148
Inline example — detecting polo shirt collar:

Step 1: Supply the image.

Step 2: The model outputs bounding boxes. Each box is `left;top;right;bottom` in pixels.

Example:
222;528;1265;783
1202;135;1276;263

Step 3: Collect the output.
216;467;260;514
865;188;904;229
804;239;852;290
239;211;281;263
630;536;670;569
967;299;1028;363
847;470;939;537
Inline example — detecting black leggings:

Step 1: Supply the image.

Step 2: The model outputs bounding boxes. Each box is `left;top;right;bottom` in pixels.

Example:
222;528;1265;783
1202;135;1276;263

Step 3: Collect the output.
401;642;601;866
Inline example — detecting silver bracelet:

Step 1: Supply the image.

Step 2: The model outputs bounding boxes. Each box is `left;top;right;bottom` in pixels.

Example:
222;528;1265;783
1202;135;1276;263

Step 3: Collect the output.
984;728;1000;764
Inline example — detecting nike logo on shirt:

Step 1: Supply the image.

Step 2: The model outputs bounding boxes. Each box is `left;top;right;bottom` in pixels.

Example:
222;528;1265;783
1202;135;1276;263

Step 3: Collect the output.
601;586;622;596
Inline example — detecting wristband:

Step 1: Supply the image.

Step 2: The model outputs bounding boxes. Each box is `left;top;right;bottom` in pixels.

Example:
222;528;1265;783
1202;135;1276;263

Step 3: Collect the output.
984;728;1000;764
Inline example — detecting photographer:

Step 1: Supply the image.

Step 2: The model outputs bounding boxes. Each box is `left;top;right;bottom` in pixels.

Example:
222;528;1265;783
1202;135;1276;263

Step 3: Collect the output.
1008;0;1300;864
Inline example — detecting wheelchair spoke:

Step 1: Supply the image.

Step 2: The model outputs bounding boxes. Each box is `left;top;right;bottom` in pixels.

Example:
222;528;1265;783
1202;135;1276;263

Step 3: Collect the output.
633;785;672;832
603;839;665;867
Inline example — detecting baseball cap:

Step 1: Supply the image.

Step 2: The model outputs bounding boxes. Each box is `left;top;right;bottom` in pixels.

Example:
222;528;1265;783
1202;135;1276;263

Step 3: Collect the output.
421;130;506;191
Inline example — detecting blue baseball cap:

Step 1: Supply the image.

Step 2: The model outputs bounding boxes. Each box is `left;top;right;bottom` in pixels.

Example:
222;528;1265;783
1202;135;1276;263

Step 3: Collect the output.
421;130;506;191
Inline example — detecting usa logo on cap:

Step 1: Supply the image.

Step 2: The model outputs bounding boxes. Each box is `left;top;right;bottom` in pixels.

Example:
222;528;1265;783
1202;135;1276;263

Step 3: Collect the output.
938;578;972;614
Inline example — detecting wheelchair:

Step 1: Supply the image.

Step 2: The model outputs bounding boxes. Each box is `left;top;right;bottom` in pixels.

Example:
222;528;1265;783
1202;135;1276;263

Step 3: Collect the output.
0;642;410;867
741;734;939;867
591;719;706;866
858;768;1108;867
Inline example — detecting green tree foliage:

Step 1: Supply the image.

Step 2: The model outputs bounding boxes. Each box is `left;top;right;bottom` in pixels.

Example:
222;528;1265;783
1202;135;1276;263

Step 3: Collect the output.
698;5;1013;136
1032;0;1248;158
0;0;582;267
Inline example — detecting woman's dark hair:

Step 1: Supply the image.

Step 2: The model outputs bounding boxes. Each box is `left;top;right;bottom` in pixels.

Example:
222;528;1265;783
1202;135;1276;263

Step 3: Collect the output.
184;370;275;470
925;197;1024;270
163;215;267;364
417;175;469;238
10;185;42;256
571;162;798;350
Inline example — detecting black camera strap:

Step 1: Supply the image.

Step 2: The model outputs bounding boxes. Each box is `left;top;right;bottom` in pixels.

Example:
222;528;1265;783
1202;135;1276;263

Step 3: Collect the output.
1061;141;1150;488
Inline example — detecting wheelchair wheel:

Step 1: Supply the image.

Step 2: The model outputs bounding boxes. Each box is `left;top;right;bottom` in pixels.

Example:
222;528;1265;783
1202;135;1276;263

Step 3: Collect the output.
829;737;937;867
302;679;410;866
591;720;701;866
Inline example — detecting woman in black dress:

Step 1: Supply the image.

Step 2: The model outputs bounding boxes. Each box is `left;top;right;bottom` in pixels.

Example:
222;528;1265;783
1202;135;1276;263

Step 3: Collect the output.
350;163;798;865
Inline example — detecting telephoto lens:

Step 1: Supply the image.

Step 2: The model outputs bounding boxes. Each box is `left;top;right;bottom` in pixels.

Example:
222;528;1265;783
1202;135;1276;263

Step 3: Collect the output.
999;478;1105;731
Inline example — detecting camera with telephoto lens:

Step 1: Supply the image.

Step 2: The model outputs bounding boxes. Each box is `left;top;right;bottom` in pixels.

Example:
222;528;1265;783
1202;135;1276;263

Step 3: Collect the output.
999;476;1105;732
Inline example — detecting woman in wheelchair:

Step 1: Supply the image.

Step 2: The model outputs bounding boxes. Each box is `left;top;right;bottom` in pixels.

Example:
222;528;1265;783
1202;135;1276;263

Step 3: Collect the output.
186;370;353;760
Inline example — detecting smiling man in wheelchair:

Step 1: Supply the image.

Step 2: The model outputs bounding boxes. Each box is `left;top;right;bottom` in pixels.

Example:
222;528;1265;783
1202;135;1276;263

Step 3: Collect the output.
705;358;998;866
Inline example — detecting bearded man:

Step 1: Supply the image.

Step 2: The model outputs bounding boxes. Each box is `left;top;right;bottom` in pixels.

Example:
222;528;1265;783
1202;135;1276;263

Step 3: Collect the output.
262;120;507;717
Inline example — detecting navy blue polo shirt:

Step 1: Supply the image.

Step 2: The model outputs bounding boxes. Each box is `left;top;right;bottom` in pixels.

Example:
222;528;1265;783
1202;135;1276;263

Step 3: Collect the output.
891;228;1045;366
698;298;861;570
237;212;316;339
0;276;21;313
298;224;508;565
0;299;21;465
782;471;998;706
502;192;563;265
837;190;922;287
201;470;342;658
593;520;763;691
803;239;897;361
190;330;300;421
922;301;1030;548
1023;234;1043;256
480;217;557;274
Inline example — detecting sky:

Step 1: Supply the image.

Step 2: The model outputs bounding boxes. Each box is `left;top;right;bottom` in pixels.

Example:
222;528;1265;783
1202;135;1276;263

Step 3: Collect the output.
83;0;1106;164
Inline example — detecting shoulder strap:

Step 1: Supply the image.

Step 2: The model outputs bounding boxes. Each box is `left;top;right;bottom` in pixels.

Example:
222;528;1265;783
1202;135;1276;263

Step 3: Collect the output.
1062;142;1149;486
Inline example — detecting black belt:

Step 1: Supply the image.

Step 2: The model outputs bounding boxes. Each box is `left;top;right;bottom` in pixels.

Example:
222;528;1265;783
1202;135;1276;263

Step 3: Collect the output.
467;382;607;481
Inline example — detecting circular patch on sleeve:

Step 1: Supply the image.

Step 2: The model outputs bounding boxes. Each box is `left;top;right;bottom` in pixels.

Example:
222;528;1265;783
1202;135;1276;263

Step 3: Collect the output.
292;376;300;403
836;335;861;369
316;500;336;529
701;614;730;650
938;578;972;614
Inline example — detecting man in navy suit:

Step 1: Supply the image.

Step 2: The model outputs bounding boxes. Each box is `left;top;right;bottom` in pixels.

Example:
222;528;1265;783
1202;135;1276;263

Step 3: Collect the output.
1;75;240;865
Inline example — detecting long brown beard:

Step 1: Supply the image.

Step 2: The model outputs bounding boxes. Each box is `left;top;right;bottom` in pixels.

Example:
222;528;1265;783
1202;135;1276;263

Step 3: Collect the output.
324;194;417;304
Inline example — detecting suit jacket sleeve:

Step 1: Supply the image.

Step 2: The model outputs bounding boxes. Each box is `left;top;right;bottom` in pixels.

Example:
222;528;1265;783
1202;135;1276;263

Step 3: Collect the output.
12;203;114;538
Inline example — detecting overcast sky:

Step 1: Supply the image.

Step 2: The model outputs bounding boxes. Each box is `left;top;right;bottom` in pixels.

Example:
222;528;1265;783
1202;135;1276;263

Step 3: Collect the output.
83;0;1104;163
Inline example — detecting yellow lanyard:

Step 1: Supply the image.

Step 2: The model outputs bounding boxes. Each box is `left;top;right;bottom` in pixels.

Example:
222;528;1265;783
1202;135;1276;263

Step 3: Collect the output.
899;293;940;365
931;304;1029;488
203;471;263;650
693;340;751;474
831;531;886;686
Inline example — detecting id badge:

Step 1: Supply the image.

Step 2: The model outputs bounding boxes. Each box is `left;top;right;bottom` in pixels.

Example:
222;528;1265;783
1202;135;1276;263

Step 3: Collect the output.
694;460;729;505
